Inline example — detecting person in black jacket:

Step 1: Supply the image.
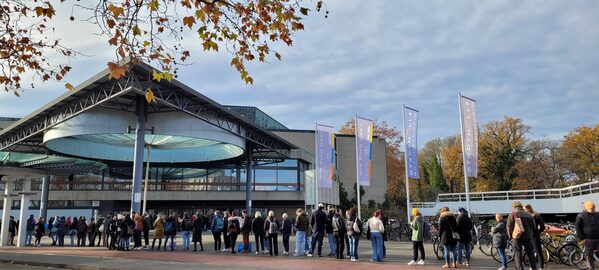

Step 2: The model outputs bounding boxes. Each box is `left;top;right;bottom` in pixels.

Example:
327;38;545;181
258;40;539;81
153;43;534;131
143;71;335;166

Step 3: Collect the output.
456;207;474;267
120;214;135;251
332;209;346;259
26;214;35;246
240;210;252;253
576;201;599;270
281;213;293;255
507;201;537;270
222;211;231;252
192;212;205;252
492;214;508;270
308;203;327;257
55;216;67;247
264;211;280;256
525;204;546;270
326;206;336;257
227;211;241;254
252;211;266;254
77;217;88;247
438;207;458;268
34;217;45;246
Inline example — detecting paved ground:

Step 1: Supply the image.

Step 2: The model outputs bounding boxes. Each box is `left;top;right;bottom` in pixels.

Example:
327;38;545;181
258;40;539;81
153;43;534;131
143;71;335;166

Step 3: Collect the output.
0;235;575;269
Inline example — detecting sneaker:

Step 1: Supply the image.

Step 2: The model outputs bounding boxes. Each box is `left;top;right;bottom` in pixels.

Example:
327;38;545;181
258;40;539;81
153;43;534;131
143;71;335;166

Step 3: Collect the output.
407;260;416;265
283;251;289;255
369;259;374;262
307;253;313;257
351;257;356;262
293;253;299;257
256;251;259;255
417;260;425;265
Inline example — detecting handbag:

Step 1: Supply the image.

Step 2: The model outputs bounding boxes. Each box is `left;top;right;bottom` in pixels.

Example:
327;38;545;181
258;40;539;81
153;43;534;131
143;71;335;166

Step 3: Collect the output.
366;220;371;240
512;212;525;239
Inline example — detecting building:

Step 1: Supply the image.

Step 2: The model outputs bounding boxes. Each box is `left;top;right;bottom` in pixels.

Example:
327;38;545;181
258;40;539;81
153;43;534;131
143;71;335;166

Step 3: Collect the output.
0;61;387;227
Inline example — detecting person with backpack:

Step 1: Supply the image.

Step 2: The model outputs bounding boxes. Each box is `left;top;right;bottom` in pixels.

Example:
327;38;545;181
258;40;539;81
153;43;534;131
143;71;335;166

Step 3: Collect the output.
456;207;474;267
192;212;205;252
408;208;426;266
211;210;223;252
252;211;266;255
326;206;336;257
492;213;508;270
525;204;546;270
181;213;193;251
222;211;231;252
308;203;327;257
438;206;458;268
346;207;362;262
507;201;537;270
120;214;135;251
77;217;88;247
164;215;177;251
151;214;165;251
294;208;309;256
240;210;252;253
227;211;241;254
281;212;293;255
332;209;346;260
576;201;599;270
264;210;280;256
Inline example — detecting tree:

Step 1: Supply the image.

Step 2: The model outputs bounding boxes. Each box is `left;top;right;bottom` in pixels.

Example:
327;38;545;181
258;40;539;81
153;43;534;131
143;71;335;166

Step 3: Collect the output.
558;124;599;183
338;180;352;211
440;136;464;193
1;0;326;94
513;139;566;189
420;139;449;193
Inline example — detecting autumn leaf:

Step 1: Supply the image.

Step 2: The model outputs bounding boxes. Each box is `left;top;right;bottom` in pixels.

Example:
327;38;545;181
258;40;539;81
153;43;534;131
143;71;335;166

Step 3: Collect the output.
152;69;163;82
65;83;74;91
107;4;124;18
132;25;141;36
143;40;151;47
145;89;156;103
182;16;195;29
275;52;281;60
148;0;159;11
163;72;173;82
106;19;116;29
300;7;309;16
107;62;128;80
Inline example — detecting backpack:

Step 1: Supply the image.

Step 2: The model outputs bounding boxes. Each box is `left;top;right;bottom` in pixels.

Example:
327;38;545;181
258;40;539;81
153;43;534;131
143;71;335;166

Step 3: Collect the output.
355;218;363;234
165;221;175;234
182;218;193;231
213;217;224;232
332;217;340;232
346;220;355;235
228;221;238;234
126;223;134;235
268;219;278;235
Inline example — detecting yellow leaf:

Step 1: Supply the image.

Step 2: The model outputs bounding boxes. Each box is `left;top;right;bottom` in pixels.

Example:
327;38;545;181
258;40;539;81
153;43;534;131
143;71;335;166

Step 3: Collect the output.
152;69;163;82
65;83;74;91
148;0;159;11
35;7;44;17
145;89;156;103
194;9;206;21
163;72;173;82
132;25;141;36
182;16;195;29
143;40;151;47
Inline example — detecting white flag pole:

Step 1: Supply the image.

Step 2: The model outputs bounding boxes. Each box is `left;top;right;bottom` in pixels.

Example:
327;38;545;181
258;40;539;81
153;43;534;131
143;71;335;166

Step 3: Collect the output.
142;145;151;214
458;93;472;216
403;105;412;222
314;122;319;211
354;116;362;220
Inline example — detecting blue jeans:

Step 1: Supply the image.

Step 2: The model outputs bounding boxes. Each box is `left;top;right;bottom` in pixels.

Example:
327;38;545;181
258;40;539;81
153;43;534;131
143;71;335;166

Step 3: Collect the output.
26;231;33;245
497;247;507;269
295;231;306;255
371;232;383;262
349;235;360;259
304;232;310;251
121;236;130;249
166;235;176;250
443;244;458;264
457;241;471;263
182;231;191;250
328;233;336;255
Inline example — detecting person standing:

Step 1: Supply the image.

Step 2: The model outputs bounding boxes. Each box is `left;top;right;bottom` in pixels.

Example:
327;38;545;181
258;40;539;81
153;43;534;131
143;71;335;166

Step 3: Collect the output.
34;217;45;246
525;204;546;270
142;212;152;248
164;215;177;251
253;211;266;255
507;201;537;270
408;208;426;266
264;210;280;256
346;208;362;262
108;215;119;250
211;210;223;252
151;214;165;251
87;218;97;247
308;203;327;257
281;213;293;255
438;206;458;268
456;207;474;267
8;216;16;246
133;213;144;250
55;216;67;247
492;214;508;270
227;211;241;254
367;209;385;262
192;212;205;252
222;211;231;252
26;214;35;246
576;201;599;270
240;210;252;253
180;213;193;251
102;214;111;247
94;216;104;246
294;208;309;256
332;209;346;260
48;216;56;246
120;214;135;251
77;217;88;247
326;206;336;257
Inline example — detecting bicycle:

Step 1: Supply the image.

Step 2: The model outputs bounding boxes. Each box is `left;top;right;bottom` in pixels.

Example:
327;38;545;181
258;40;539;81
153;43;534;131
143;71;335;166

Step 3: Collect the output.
491;240;515;264
569;244;599;270
522;233;580;266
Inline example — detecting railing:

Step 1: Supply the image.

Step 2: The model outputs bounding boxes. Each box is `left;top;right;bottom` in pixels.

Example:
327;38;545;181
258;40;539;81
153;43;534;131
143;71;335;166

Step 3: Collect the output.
414;181;599;208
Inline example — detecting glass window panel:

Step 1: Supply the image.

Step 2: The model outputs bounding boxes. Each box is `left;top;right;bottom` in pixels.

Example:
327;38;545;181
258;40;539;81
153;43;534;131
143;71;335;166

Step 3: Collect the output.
254;169;276;191
277;169;298;191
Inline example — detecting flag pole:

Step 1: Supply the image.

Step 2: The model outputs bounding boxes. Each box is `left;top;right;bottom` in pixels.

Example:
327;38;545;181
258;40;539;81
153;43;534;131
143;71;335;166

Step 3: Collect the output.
403;105;412;222
354;115;362;220
458;93;472;216
315;122;319;211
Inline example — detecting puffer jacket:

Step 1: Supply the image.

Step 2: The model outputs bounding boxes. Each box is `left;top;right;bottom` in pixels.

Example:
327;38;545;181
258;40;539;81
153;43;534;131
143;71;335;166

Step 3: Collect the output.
295;213;309;232
153;218;165;239
438;211;458;246
456;210;473;243
491;220;508;249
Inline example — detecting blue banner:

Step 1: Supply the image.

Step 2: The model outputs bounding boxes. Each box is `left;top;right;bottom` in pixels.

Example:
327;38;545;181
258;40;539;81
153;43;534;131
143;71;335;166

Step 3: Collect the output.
316;124;335;188
460;95;478;177
355;117;374;186
404;106;419;179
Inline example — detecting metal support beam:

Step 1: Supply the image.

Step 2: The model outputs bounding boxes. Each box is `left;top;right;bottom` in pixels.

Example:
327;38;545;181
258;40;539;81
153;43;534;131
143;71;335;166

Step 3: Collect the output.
245;144;253;215
0;177;15;247
130;95;147;215
17;178;32;247
39;176;50;221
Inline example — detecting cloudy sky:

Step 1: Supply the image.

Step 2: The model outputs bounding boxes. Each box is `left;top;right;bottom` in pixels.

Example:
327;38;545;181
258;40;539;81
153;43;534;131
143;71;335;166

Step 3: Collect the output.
1;0;598;145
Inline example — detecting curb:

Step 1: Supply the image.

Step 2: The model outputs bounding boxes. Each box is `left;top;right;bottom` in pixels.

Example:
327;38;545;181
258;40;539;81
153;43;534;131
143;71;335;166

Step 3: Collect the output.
0;259;113;270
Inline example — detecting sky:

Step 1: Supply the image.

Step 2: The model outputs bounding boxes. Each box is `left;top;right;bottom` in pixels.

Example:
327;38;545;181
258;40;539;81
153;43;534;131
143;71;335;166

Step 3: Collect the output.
1;0;598;145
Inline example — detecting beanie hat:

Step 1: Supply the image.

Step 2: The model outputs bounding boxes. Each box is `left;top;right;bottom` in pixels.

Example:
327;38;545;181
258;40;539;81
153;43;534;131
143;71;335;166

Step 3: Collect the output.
412;208;419;216
585;201;595;211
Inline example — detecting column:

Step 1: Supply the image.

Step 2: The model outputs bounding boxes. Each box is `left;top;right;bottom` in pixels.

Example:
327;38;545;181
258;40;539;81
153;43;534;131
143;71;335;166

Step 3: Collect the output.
130;95;147;215
0;177;15;247
17;178;32;247
245;144;253;215
39;175;50;221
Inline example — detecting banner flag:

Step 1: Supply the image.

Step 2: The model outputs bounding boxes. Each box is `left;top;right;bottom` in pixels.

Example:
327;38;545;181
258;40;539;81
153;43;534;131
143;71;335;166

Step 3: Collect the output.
355;117;374;186
404;106;420;179
315;123;335;188
459;95;478;177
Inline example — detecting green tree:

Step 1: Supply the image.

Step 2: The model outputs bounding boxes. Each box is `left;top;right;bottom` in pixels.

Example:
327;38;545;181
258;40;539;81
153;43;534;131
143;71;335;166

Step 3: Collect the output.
338;180;352;211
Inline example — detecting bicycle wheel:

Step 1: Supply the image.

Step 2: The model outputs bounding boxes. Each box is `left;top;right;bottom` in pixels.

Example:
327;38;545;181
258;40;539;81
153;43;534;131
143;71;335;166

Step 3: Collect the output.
557;242;581;266
491;243;515;264
478;235;493;256
433;239;444;260
569;248;588;270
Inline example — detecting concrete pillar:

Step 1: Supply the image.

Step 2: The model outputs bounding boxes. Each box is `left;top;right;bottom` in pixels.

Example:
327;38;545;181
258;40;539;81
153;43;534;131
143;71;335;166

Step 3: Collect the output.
245;145;253;215
39;176;50;221
130;95;147;215
17;178;32;247
0;177;15;247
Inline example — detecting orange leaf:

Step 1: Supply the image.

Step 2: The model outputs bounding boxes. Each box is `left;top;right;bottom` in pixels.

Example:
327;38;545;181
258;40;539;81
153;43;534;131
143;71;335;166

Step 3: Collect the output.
106;19;116;29
107;4;124;18
145;89;156;103
183;16;196;29
65;83;74;91
107;62;128;80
